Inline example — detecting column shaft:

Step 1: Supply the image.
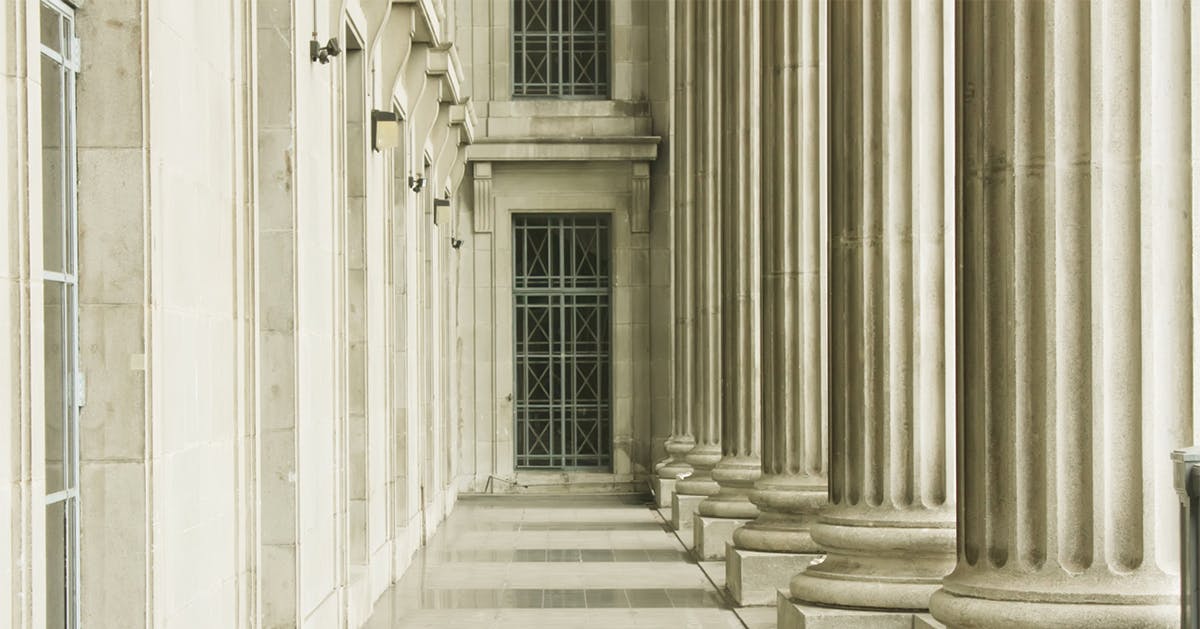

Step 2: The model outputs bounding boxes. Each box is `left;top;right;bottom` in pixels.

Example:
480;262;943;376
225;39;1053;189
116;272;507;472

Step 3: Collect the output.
733;0;826;553
790;0;955;610
931;2;1194;626
659;0;696;480
699;0;762;520
676;0;722;497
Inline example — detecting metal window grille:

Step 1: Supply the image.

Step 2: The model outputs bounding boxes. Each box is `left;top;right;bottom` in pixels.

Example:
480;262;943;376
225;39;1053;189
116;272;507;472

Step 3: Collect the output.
514;215;611;469
513;0;610;98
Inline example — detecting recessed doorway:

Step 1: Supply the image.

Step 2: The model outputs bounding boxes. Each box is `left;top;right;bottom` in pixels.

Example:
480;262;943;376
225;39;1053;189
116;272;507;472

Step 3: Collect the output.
513;214;612;469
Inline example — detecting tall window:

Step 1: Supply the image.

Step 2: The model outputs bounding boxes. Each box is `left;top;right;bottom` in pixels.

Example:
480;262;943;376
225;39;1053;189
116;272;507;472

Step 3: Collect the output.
40;1;81;627
513;215;612;469
513;0;609;98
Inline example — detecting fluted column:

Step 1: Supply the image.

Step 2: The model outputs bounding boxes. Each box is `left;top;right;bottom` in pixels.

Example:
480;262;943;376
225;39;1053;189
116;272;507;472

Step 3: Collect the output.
674;0;721;498
698;0;761;520
657;0;696;482
789;0;955;610
732;0;826;553
930;3;1195;626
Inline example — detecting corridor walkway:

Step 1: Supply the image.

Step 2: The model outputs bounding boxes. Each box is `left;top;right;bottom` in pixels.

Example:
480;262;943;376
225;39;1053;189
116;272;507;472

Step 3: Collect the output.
364;494;776;628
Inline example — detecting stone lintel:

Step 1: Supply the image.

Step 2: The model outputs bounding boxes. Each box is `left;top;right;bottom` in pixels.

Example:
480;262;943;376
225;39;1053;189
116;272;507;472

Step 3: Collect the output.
726;544;821;607
466;137;660;162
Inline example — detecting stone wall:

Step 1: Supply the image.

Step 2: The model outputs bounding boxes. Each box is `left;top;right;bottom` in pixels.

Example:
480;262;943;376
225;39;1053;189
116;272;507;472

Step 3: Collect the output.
2;0;475;627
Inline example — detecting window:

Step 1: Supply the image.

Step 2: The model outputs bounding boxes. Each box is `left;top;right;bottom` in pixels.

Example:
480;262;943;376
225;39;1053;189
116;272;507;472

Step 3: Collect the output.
40;1;81;627
513;0;609;98
513;214;612;469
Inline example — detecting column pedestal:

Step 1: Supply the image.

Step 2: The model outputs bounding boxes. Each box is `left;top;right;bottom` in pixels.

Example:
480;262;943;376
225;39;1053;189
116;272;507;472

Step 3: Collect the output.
692;514;749;561
650;477;676;509
727;545;819;607
777;595;916;629
671;492;705;534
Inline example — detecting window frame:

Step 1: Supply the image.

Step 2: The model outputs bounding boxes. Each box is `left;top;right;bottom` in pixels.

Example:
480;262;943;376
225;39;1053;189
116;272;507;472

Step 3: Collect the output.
39;0;82;627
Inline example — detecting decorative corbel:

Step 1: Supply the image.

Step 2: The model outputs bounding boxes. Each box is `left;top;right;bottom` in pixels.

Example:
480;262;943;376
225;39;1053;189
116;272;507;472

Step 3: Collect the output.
473;162;494;233
631;162;651;233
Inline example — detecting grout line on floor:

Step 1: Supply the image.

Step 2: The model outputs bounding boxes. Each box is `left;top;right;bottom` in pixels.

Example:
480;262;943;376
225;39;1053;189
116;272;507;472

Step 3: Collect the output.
649;500;751;629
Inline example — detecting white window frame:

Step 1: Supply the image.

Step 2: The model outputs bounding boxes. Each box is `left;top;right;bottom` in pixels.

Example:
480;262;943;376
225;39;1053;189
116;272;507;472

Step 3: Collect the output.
40;0;82;627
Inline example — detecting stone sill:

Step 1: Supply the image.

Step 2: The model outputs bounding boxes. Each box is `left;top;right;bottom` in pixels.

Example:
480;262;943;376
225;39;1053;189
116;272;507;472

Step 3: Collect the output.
465;470;648;494
487;99;651;118
468;136;660;162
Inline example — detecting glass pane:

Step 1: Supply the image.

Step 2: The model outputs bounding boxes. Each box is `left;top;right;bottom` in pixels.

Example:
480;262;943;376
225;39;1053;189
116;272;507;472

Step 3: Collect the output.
44;281;65;495
40;4;62;53
64;286;77;488
46;499;68;629
40;55;66;274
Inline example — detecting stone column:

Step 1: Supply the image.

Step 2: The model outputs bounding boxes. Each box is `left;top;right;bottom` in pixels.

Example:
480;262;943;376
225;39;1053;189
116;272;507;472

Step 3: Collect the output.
655;0;697;507
671;0;722;532
929;2;1194;626
786;0;956;616
694;0;762;561
727;0;827;606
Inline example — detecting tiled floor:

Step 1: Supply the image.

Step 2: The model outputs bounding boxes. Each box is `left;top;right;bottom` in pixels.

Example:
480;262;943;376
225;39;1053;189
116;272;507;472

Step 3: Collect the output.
364;494;776;628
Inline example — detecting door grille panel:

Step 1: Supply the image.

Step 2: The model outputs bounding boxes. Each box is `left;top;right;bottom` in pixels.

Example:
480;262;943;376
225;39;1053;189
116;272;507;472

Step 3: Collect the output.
514;215;611;469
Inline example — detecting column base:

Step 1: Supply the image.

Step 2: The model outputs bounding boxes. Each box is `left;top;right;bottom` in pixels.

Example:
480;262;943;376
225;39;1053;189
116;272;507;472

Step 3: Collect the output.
692;514;748;560
777;592;923;629
929;587;1177;629
651;477;677;508
790;507;955;610
671;493;705;533
725;543;820;606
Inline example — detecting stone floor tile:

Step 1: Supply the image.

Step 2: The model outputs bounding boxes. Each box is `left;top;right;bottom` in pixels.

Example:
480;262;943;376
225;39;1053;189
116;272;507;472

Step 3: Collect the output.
363;494;747;628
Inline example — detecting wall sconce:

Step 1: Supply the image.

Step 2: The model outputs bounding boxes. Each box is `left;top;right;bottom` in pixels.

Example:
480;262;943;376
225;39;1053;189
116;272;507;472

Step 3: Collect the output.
450;237;464;249
371;110;399;151
309;35;341;64
434;197;450;225
408;175;425;192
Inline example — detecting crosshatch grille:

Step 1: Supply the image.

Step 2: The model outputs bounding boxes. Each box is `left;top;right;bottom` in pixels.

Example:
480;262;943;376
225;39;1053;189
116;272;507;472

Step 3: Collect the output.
514;214;612;469
513;0;610;98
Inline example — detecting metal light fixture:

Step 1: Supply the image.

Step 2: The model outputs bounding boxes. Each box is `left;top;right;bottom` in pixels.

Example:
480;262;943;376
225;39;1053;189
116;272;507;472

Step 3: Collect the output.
408;175;425;192
434;197;450;225
310;35;341;63
450;237;464;249
371;110;399;151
